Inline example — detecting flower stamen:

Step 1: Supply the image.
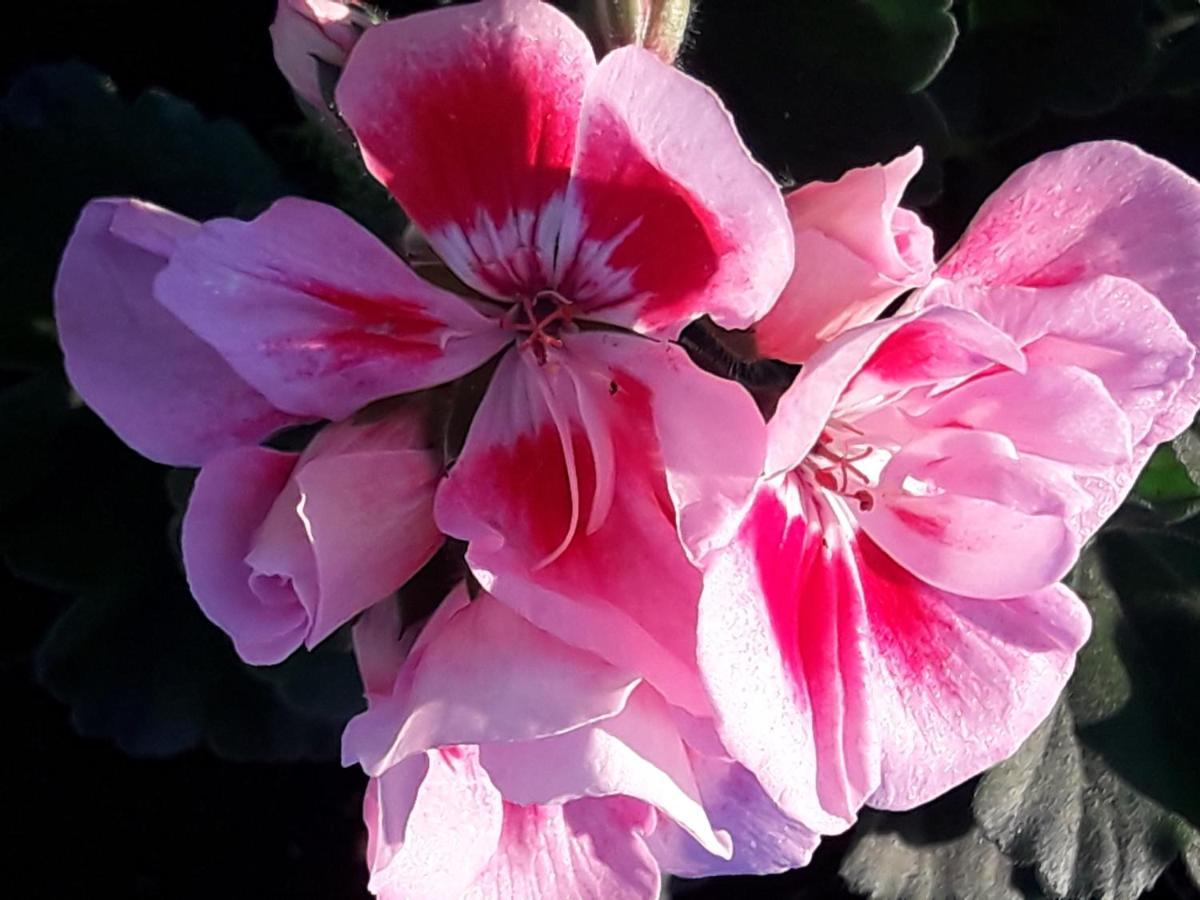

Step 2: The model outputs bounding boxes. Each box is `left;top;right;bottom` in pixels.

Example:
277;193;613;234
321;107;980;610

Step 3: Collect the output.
804;419;878;511
503;291;576;365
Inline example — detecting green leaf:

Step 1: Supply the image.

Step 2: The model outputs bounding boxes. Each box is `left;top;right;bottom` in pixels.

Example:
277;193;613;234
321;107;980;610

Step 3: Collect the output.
0;414;174;594
847;504;1200;900
1067;529;1200;829
1131;430;1200;523
686;3;952;198
936;0;1154;138
0;62;290;370
974;701;1195;900
687;0;958;95
36;584;209;756
839;782;1031;900
856;0;959;92
1169;427;1200;488
36;580;354;761
1151;19;1200;97
0;373;78;512
1133;439;1200;504
248;631;367;726
0;64;369;762
6;407;364;760
7;407;365;760
749;0;957;95
1186;838;1200;887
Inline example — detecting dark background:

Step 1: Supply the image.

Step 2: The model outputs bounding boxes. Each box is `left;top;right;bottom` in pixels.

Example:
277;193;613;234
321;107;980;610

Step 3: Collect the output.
3;1;1200;897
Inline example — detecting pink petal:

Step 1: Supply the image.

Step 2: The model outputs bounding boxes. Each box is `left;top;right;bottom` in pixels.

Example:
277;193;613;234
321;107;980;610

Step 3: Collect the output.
859;429;1084;599
335;0;594;298
911;365;1132;468
558;47;791;338
766;306;1024;477
292;417;444;646
352;588;665;898
577;333;768;562
342;591;641;774
367;750;661;900
696;475;1091;825
346;585;476;769
462;798;660;900
840;307;1026;408
646;752;822;877
435;333;765;715
182;445;306;664
855;535;1091;810
156;197;507;421
352;598;406;699
367;748;504;900
696;477;877;835
924;275;1196;536
53;199;302;466
756;148;936;363
480;686;731;860
933;141;1200;437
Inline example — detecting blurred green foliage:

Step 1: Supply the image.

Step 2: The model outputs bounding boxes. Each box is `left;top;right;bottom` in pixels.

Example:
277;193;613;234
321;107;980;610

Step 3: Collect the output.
0;64;362;763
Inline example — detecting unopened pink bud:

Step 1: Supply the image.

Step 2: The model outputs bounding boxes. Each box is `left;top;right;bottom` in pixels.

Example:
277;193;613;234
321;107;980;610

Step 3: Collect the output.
270;0;379;119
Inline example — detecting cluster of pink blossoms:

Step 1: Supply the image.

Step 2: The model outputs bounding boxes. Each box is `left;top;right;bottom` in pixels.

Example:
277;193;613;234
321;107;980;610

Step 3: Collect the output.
54;0;1200;896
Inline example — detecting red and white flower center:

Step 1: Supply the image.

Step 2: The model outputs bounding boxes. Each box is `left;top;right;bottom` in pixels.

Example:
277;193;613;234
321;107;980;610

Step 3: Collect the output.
503;289;577;364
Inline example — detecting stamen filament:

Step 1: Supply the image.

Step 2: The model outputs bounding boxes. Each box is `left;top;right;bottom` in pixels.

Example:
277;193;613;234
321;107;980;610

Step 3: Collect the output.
803;418;879;511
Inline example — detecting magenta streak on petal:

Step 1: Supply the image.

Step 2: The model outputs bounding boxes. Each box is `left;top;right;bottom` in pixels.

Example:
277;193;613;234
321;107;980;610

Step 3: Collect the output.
265;278;448;361
854;531;956;690
749;487;872;824
297;279;446;333
887;506;946;540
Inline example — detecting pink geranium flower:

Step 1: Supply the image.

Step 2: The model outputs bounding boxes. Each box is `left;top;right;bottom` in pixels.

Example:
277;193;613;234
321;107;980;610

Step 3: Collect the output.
346;587;820;898
56;0;1200;889
54;0;788;677
698;141;1200;833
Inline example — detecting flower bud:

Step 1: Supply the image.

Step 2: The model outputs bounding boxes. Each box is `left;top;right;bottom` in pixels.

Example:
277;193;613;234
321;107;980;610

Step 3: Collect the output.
182;403;444;666
270;0;380;122
591;0;692;64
